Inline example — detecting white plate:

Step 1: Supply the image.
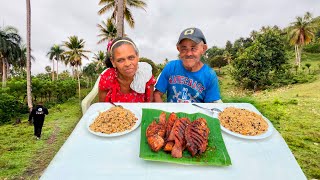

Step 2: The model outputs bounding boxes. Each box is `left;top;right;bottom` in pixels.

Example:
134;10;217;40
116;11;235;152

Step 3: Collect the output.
219;113;274;140
87;104;142;137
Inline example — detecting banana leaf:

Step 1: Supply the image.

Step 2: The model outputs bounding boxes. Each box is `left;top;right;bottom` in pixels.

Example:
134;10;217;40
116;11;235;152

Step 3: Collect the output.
139;108;232;166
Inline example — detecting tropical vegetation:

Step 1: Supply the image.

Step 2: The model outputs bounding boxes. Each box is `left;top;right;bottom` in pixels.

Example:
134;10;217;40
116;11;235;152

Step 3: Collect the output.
98;0;147;29
47;44;65;81
62;36;90;99
1;1;320;178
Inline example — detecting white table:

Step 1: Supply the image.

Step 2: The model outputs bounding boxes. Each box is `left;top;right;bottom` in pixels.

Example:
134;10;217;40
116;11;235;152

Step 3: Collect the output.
40;103;306;180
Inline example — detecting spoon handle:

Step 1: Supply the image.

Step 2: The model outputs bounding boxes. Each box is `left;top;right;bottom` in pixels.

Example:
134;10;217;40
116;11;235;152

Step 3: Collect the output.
192;104;211;111
110;102;122;107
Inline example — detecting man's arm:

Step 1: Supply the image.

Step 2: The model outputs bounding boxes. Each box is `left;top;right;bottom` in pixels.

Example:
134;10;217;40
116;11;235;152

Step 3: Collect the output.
28;109;34;122
44;108;49;115
153;90;164;102
148;85;155;102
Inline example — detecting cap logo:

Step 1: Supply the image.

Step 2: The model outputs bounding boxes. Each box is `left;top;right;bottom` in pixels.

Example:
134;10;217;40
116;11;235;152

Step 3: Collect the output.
184;29;194;35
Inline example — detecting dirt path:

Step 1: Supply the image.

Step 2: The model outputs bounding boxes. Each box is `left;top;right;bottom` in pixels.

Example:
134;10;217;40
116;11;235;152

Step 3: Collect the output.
22;124;60;179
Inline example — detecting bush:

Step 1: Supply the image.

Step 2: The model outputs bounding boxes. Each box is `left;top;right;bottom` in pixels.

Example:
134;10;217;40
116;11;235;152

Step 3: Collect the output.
231;29;288;90
0;93;28;124
303;43;320;53
292;74;317;84
0;77;77;124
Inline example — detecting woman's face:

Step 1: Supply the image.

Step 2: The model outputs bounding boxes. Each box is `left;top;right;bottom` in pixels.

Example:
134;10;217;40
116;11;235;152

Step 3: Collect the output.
111;44;139;78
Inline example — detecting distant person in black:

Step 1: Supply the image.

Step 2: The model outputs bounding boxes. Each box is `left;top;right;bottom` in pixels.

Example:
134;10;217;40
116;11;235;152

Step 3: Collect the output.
29;102;49;140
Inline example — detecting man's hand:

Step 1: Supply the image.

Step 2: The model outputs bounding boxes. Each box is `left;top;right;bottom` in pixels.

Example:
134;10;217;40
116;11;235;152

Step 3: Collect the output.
153;90;164;102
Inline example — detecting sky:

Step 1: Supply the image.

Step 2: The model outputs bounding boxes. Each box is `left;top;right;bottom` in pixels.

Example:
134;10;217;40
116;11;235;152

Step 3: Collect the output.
1;0;320;75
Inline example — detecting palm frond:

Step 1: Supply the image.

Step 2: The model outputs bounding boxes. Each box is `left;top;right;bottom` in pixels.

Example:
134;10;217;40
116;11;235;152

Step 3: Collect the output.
124;8;135;28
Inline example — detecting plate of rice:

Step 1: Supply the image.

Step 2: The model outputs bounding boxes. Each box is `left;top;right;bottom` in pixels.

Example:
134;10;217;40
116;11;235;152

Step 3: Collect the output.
87;104;142;137
218;107;273;140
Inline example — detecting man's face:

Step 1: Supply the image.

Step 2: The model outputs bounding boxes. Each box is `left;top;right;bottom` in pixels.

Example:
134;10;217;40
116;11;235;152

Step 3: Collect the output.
177;39;207;71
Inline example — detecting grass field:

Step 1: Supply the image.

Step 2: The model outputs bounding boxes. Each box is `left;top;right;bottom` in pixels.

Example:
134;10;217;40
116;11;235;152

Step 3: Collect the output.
220;72;320;179
0;54;320;179
0;98;82;179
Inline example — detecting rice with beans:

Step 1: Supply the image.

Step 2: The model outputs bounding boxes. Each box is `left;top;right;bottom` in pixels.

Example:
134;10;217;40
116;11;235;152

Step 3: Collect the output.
89;106;137;134
218;107;268;136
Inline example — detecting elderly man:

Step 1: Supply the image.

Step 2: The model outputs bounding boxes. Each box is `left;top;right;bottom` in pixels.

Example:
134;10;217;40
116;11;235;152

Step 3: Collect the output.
154;27;222;103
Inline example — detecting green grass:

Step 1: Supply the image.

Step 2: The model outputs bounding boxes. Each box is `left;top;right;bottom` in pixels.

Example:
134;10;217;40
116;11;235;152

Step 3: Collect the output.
252;80;320;179
288;51;320;74
0;97;82;179
219;71;320;179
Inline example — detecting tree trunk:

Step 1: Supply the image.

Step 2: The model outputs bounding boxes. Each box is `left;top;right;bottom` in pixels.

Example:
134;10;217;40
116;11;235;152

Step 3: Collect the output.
56;58;59;80
77;66;81;100
298;46;302;67
294;45;299;66
72;66;75;79
52;59;55;81
116;0;124;37
6;60;10;79
2;59;6;88
26;0;33;110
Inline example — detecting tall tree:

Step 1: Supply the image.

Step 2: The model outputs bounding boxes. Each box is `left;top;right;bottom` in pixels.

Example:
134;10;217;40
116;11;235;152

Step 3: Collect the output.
225;40;233;53
289;12;316;67
93;51;107;71
47;44;65;81
63;36;90;99
0;26;21;87
45;65;51;73
11;44;35;77
97;18;117;44
26;0;32;110
82;63;99;88
98;0;147;36
116;0;124;37
232;29;287;90
222;51;233;64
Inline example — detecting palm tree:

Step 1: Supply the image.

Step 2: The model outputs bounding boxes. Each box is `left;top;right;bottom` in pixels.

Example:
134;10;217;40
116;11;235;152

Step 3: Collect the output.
45;65;51;75
98;0;147;36
93;51;107;71
222;51;233;64
11;44;35;77
63;36;90;99
116;0;124;37
97;18;117;44
0;26;21;88
26;0;32;110
289;12;316;67
47;44;65;81
250;30;258;40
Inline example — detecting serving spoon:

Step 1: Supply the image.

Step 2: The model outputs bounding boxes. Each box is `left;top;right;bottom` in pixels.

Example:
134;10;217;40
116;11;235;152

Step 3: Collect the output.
110;102;122;107
192;104;222;113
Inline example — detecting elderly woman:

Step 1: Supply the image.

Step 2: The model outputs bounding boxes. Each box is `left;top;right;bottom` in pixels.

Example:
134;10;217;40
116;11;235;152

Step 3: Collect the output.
98;37;156;102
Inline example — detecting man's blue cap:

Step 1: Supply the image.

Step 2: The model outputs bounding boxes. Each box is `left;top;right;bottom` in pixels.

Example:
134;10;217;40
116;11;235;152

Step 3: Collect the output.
177;27;207;45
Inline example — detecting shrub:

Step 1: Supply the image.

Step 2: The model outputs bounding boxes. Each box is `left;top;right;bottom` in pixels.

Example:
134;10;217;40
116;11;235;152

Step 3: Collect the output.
0;93;28;124
231;29;288;90
303;43;320;53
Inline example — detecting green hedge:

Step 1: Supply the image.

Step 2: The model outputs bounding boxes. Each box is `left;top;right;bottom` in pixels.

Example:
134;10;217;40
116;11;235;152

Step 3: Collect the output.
0;93;28;124
0;78;77;124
